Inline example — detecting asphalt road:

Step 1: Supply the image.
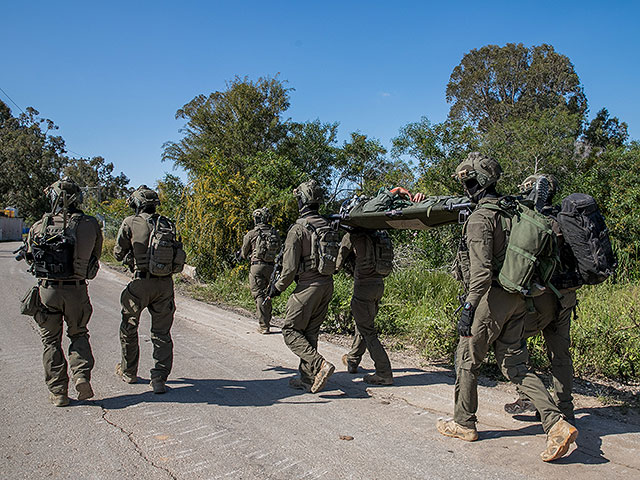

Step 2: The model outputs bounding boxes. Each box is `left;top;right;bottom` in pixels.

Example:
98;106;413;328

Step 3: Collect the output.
1;241;639;479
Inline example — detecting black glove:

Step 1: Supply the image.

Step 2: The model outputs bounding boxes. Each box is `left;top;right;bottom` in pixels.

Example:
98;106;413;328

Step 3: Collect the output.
458;302;475;337
267;284;281;299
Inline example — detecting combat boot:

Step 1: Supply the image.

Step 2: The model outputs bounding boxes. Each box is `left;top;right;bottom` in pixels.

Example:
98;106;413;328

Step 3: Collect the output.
75;378;94;401
257;327;270;334
150;377;167;394
436;418;478;442
310;360;335;393
115;363;137;384
363;373;394;385
49;392;70;407
341;354;359;374
288;377;312;392
540;418;578;462
504;397;536;415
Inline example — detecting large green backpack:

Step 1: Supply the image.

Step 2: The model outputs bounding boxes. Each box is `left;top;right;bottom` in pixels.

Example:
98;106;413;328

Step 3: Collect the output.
147;214;187;276
254;226;281;263
297;219;341;275
485;199;559;297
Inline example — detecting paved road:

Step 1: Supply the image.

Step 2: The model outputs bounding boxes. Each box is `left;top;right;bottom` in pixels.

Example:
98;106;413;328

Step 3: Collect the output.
1;241;639;479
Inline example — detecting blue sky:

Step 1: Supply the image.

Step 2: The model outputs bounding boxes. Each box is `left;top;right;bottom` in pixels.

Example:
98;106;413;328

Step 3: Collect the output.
2;1;638;187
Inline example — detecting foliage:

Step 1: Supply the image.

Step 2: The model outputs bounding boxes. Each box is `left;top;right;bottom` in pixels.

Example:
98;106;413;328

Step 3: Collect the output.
63;156;130;203
0;101;67;222
156;173;185;221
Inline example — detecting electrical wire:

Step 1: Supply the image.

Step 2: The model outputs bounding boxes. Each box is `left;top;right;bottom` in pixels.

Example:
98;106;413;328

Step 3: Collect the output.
0;85;25;114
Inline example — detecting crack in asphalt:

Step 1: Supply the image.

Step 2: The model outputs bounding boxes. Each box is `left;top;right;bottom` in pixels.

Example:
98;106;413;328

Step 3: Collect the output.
97;404;178;480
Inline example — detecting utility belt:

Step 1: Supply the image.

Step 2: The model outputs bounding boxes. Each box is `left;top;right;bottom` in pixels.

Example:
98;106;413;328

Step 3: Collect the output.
251;260;275;266
39;279;86;287
134;271;164;279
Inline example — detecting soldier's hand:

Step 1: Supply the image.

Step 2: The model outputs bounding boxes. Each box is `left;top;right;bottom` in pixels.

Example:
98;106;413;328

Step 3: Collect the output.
234;250;242;263
267;284;281;299
458;302;475;337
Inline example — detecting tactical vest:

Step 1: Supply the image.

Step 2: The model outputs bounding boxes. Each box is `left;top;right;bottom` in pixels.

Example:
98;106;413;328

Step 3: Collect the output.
296;218;340;275
254;225;281;263
31;213;80;279
147;214;186;276
366;231;394;277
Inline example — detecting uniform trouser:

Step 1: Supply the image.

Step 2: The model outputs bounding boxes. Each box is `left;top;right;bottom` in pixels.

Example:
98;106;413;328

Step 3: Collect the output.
249;263;274;329
35;283;95;395
517;289;577;418
281;282;334;384
345;280;392;378
119;277;176;381
454;286;563;433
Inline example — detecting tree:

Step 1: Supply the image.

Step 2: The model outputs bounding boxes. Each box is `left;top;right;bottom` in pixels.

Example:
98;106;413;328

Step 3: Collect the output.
156;173;185;220
446;43;587;131
583;108;629;150
63;156;130;203
0;100;67;222
162;75;292;175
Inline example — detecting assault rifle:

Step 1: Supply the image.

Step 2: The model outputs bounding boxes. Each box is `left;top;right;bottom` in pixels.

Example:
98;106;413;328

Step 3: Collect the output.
262;249;284;307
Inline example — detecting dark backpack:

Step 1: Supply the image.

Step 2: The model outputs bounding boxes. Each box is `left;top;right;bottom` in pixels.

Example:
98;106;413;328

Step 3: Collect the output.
297;219;341;275
31;213;79;279
254;226;281;263
369;230;394;277
556;193;616;285
147;215;186;276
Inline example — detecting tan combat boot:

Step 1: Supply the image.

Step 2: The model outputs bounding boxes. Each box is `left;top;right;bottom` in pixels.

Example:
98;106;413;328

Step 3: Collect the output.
436;418;479;442
540;418;578;462
49;392;70;407
115;363;137;384
363;373;394;385
310;360;335;393
75;378;94;401
341;354;359;374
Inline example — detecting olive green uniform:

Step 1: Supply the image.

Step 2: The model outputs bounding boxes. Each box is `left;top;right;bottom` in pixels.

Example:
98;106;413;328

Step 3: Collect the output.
241;224;280;330
453;197;564;433
28;211;103;395
275;210;334;385
114;212;176;381
336;231;392;379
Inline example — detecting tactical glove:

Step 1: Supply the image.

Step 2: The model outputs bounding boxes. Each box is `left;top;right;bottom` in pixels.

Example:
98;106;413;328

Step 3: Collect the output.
458;302;475;337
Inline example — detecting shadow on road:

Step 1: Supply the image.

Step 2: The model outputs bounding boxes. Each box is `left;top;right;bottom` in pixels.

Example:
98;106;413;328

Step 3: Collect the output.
483;404;640;466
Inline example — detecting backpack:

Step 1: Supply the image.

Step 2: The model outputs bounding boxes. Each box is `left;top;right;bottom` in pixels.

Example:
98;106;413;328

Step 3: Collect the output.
254;226;281;263
556;193;616;285
369;230;394;277
147;215;186;276
297;219;340;275
31;213;79;279
485;199;559;297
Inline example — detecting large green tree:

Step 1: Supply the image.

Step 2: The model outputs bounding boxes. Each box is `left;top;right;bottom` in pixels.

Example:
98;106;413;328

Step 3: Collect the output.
0;101;67;221
63;156;130;203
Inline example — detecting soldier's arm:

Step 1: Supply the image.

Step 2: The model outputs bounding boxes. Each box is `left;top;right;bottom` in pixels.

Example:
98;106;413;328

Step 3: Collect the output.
92;217;104;261
113;219;132;262
335;232;353;272
274;225;302;292
465;213;494;307
241;231;253;260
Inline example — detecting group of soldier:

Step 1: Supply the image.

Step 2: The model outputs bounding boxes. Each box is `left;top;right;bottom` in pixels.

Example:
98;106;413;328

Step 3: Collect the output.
21;150;581;463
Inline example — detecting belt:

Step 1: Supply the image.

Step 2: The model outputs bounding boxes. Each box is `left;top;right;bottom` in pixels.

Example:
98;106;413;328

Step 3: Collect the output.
251;261;275;266
134;272;164;279
39;279;86;287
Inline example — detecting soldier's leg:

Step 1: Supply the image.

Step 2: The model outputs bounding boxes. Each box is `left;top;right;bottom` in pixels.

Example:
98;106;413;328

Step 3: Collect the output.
346;324;366;366
281;285;326;384
542;290;576;420
63;285;95;383
36;286;68;395
119;280;148;378
148;278;176;381
251;265;273;330
494;294;563;434
302;283;334;378
350;282;392;378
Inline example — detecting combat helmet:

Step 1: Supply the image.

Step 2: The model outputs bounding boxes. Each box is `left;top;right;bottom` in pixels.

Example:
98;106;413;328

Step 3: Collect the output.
253;207;272;225
127;185;160;212
293;180;323;208
45;177;83;211
453;152;502;201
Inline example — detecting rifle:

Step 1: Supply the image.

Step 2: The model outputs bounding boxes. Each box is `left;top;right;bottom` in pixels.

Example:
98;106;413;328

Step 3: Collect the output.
262;248;284;306
13;241;29;262
445;202;475;224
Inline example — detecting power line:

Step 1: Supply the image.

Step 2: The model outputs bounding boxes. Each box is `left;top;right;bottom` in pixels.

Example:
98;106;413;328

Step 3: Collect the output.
0;85;25;114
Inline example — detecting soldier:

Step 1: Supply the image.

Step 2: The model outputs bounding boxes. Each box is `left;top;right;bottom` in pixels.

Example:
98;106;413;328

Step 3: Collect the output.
504;174;580;423
267;180;338;394
114;185;184;394
436;153;578;462
241;208;281;334
26;178;103;406
336;229;393;385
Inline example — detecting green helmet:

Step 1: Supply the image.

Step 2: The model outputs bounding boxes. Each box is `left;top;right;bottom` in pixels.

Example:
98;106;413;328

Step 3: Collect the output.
519;173;558;198
46;177;83;209
127;185;160;211
293;179;323;207
453;152;502;189
252;207;272;224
